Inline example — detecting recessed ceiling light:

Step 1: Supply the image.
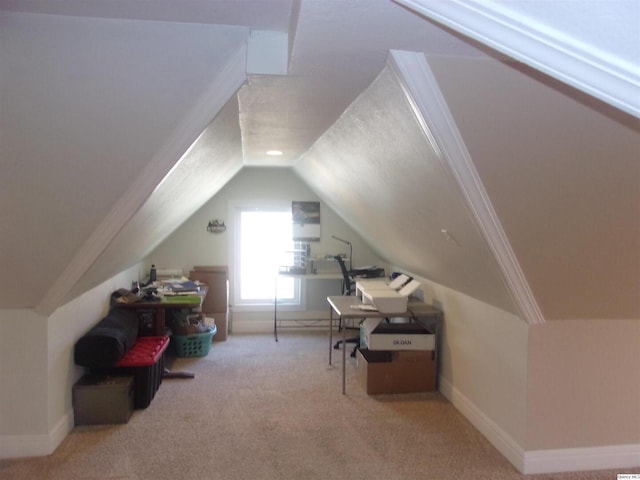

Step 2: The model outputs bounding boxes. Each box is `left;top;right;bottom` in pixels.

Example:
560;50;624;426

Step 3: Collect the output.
266;150;283;156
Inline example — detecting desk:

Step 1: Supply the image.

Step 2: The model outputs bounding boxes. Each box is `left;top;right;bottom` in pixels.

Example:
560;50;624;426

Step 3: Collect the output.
118;291;206;380
327;295;442;394
274;273;343;341
117;289;206;336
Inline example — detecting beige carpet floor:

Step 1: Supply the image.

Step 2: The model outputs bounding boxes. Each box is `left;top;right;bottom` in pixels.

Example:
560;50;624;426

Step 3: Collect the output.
0;331;633;479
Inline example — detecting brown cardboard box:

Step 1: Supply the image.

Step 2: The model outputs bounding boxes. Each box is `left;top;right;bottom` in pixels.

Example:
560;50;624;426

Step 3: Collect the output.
190;266;228;313
356;348;436;395
204;311;228;342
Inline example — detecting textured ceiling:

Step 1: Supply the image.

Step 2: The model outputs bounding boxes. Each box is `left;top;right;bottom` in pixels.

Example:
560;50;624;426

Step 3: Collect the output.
295;58;519;315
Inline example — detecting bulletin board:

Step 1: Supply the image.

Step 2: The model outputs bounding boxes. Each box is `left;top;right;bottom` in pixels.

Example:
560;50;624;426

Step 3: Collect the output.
292;201;320;241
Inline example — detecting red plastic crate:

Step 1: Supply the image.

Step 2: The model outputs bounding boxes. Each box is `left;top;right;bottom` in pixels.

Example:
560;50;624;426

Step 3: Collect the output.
115;336;169;367
96;336;170;408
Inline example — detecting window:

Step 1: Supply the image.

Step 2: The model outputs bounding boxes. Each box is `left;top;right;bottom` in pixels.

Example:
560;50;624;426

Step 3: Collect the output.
234;206;300;307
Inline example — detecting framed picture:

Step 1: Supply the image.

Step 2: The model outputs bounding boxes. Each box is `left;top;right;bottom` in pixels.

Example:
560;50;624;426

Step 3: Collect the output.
292;201;320;241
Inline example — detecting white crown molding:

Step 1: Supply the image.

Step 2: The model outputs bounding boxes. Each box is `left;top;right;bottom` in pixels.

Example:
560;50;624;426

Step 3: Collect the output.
394;0;640;118
35;45;248;316
387;50;545;325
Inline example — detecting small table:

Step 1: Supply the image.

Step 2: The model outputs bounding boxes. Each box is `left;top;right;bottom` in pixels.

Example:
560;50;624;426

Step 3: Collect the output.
273;273;342;341
117;290;207;380
117;291;206;336
327;295;442;394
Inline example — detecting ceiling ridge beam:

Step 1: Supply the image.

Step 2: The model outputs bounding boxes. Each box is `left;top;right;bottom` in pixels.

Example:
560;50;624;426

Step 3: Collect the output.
387;49;545;325
394;0;640;118
34;44;248;316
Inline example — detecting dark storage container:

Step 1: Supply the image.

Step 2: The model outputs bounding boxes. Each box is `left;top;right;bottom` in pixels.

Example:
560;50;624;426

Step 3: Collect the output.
94;336;169;409
73;374;134;425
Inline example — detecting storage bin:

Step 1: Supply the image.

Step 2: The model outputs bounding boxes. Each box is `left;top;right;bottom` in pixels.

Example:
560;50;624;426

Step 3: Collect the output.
173;325;217;357
94;336;169;409
73;374;134;425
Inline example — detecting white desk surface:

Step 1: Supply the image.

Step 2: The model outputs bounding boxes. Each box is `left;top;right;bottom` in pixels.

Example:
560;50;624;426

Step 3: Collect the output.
277;272;342;280
326;295;441;318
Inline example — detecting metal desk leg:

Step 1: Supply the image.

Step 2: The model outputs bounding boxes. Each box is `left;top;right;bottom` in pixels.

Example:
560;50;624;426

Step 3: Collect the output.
273;277;278;342
329;306;333;365
342;315;347;394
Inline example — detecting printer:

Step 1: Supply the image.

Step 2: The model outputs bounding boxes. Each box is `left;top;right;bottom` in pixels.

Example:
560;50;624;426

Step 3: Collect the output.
355;273;411;298
359;277;421;313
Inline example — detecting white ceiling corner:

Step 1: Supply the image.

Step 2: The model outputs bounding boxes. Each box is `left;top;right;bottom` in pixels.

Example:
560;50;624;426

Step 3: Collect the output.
247;30;289;75
394;0;640;118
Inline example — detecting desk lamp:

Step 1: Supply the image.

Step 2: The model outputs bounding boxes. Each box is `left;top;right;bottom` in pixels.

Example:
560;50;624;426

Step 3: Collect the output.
331;235;352;270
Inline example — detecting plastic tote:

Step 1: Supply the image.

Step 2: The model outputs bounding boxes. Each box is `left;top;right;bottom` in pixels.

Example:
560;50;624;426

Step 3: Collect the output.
173;325;217;357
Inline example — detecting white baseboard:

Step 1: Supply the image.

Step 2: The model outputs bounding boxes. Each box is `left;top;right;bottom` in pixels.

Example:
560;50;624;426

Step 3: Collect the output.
523;445;640;475
0;409;73;459
439;376;640;474
438;376;526;472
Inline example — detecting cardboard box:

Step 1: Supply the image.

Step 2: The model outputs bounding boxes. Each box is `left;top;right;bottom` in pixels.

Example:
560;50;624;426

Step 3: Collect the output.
356;348;436;395
204;311;228;341
362;319;435;351
73;374;134;425
190;266;228;313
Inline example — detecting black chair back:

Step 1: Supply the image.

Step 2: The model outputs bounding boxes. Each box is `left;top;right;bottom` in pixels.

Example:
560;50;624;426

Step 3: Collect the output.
334;255;354;296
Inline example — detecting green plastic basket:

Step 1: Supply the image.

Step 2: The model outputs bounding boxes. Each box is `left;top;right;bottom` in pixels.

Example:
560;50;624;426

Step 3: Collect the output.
173;326;217;357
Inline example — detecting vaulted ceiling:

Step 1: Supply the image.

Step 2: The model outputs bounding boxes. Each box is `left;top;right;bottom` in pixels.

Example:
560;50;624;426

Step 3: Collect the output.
1;0;638;321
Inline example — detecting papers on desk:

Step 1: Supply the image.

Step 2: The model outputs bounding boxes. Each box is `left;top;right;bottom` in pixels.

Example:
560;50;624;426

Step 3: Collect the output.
160;279;201;295
350;304;378;311
156;279;204;306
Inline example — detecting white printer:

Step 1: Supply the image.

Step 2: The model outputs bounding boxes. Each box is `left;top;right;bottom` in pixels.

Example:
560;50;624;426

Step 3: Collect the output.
355;273;410;298
359;275;421;314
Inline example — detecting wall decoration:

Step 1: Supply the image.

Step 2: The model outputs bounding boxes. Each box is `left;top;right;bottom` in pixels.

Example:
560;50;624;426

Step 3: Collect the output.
292;201;320;241
206;220;226;233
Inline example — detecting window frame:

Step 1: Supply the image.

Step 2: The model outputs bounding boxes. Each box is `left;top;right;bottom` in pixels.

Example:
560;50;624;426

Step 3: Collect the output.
231;202;302;311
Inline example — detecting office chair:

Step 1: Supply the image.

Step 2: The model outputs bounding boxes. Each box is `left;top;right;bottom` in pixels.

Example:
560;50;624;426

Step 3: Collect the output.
333;255;361;357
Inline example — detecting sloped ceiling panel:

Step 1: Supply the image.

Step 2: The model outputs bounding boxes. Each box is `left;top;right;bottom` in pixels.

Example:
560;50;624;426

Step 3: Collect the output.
0;11;249;309
428;57;640;320
65;94;245;303
295;57;517;315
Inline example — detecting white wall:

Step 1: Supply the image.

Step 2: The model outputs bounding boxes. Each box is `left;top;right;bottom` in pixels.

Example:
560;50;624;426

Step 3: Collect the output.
405;272;529;470
405;270;640;474
0;263;141;459
527;319;640;450
0;309;48;438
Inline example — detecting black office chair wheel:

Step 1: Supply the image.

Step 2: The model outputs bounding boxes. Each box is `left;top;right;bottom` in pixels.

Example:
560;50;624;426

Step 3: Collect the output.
333;341;341;350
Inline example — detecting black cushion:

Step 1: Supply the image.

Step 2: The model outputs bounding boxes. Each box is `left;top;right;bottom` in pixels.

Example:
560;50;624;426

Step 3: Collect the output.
74;309;139;368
